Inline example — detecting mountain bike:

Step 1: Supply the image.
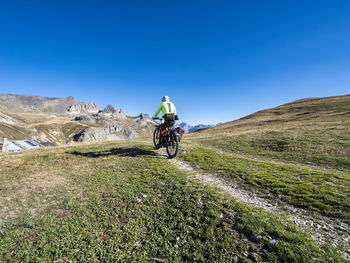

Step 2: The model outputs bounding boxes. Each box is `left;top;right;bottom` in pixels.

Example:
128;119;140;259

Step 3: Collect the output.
153;117;184;158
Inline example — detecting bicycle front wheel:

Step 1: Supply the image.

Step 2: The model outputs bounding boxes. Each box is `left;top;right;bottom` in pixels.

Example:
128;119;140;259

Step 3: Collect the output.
166;133;179;158
153;127;160;148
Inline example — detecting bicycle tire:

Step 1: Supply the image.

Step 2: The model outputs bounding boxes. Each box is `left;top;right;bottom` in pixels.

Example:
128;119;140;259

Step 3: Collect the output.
153;127;160;148
166;133;179;158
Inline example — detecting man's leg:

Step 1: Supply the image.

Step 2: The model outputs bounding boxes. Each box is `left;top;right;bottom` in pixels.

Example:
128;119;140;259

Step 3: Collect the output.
160;124;166;145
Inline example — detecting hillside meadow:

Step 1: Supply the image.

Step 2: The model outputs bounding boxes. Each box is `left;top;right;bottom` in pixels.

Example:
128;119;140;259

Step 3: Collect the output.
187;95;350;171
0;139;346;262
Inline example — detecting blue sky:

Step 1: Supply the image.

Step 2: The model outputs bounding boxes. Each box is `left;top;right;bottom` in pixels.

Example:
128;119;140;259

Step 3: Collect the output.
0;0;349;124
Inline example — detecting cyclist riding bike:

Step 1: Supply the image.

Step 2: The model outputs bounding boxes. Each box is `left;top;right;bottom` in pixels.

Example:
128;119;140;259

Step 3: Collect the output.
152;96;177;147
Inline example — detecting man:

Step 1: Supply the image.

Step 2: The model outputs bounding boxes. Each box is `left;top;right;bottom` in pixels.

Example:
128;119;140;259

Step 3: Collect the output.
152;96;177;145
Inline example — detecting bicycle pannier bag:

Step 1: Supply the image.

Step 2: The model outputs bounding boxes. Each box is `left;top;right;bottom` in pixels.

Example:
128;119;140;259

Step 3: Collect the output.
175;127;185;141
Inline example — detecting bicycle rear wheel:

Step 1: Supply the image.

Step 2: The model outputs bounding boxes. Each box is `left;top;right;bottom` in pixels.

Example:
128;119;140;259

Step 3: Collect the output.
166;133;179;158
153;127;160;148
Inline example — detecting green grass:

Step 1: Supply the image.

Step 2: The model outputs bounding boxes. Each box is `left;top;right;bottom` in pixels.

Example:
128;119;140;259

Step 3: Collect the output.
0;140;345;262
191;128;350;171
188;95;350;172
180;144;350;222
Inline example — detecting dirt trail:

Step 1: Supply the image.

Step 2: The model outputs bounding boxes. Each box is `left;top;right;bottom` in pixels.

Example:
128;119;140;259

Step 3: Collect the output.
160;151;350;260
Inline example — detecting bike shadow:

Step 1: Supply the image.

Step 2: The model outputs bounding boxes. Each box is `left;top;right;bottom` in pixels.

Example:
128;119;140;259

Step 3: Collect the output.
69;147;157;158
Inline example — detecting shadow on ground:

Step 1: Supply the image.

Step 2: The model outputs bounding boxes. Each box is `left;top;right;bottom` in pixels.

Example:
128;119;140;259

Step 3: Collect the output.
69;147;157;158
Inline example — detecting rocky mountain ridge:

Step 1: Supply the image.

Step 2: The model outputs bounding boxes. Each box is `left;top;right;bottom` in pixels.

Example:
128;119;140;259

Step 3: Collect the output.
178;122;223;133
67;102;101;115
0;94;80;115
0;94;156;145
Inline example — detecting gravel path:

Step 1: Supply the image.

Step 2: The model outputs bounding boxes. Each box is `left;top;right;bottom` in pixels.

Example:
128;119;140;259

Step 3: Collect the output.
170;158;277;211
161;152;350;260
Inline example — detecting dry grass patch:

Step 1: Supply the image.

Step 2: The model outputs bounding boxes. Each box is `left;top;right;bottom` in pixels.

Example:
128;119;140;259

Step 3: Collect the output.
0;139;146;224
0;169;72;224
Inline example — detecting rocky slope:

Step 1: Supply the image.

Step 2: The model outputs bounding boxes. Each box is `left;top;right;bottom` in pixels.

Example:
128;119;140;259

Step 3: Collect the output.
73;112;154;142
0;94;156;145
67;103;100;115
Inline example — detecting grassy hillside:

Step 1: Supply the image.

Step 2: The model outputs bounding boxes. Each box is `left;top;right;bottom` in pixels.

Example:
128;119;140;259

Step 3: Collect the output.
177;94;350;260
188;94;350;171
0;139;345;262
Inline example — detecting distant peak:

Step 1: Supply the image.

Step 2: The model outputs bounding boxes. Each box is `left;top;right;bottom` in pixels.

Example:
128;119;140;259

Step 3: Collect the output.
103;104;116;113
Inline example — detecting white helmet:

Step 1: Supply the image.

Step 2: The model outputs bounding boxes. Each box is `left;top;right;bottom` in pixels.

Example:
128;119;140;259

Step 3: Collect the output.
162;96;169;102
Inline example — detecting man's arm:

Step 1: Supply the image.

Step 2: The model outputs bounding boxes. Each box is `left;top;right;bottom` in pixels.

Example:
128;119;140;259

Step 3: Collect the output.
152;103;162;119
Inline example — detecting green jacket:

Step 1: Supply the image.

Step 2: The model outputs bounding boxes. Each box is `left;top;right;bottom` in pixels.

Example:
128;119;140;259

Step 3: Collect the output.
153;101;176;123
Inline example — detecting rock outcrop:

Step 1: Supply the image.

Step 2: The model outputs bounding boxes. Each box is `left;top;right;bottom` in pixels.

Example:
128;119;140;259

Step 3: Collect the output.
99;105;127;119
67;103;100;115
72;112;155;142
73;124;139;142
0;111;17;125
